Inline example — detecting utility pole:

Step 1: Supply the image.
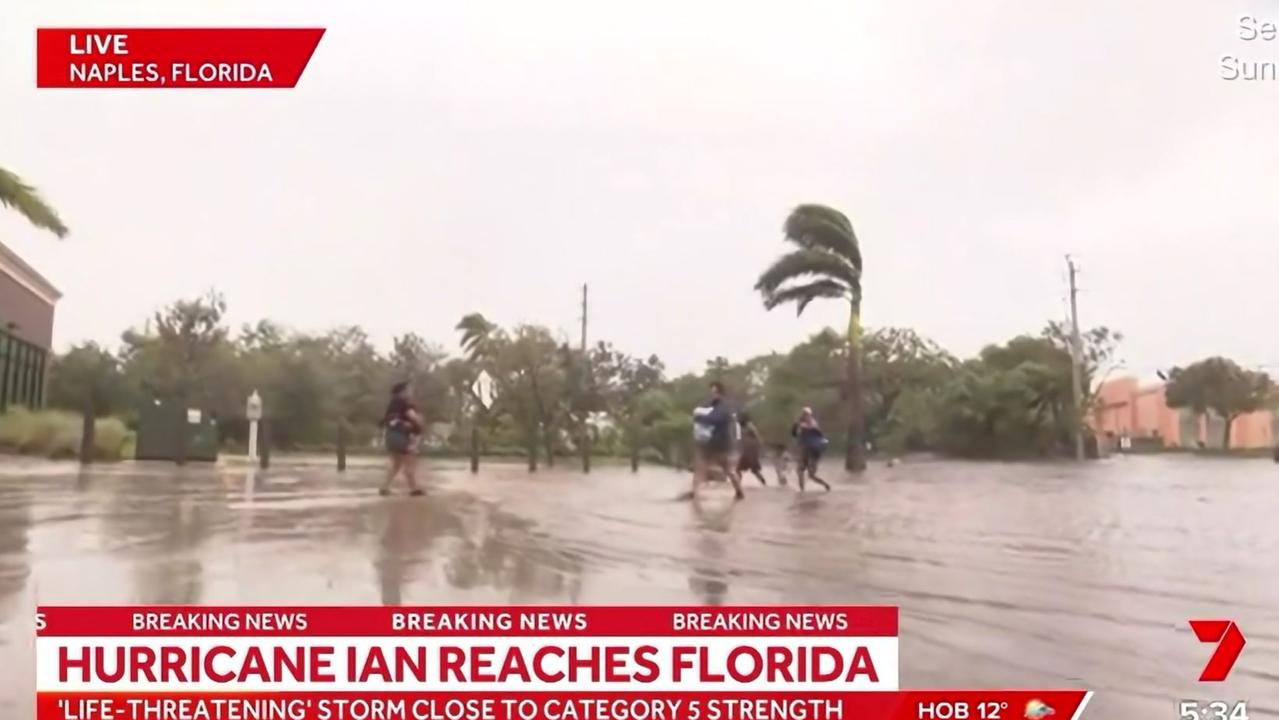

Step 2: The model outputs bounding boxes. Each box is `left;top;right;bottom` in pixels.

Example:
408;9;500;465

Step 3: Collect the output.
579;283;591;473
580;284;588;352
1067;256;1085;461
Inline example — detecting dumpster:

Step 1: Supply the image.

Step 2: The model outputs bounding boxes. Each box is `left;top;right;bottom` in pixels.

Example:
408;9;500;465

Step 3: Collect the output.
134;400;219;462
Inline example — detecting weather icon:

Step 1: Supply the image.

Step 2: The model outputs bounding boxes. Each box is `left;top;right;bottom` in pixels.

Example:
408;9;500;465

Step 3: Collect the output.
1023;699;1055;719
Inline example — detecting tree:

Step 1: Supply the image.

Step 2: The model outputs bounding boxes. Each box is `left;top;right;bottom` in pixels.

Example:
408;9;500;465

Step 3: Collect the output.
592;343;666;471
1042;321;1123;423
120;291;232;411
0;166;68;238
47;343;125;415
756;204;866;471
933;333;1084;458
1165;357;1275;449
861;327;956;451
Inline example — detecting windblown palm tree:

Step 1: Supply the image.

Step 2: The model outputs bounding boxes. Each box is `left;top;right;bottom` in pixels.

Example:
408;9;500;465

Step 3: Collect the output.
0;166;68;237
755;204;866;471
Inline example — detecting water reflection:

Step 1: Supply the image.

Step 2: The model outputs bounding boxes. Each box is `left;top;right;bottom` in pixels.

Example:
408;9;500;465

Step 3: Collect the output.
0;484;32;607
100;472;217;604
688;496;731;605
0;457;1277;719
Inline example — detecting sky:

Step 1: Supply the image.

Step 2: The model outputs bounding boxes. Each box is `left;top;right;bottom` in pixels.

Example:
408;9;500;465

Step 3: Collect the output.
3;0;1279;378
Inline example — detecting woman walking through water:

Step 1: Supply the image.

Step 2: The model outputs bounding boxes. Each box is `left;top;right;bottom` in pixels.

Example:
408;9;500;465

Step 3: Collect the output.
736;412;768;486
380;381;425;497
791;407;831;492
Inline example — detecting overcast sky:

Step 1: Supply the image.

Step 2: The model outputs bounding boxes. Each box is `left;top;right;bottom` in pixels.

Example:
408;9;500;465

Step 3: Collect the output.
3;0;1279;377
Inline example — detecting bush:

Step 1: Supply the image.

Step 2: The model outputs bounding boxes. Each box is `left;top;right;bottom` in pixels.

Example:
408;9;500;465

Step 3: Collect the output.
0;407;132;461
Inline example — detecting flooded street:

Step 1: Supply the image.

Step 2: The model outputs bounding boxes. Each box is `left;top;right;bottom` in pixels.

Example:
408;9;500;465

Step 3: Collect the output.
2;455;1278;717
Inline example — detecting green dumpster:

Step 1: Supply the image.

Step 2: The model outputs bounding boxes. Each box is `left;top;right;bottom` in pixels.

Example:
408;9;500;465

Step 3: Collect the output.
134;400;219;462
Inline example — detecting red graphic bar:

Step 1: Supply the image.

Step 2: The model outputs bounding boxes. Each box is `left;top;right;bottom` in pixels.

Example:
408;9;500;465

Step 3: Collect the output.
36;28;325;88
1189;619;1246;682
36;691;1093;720
36;606;899;637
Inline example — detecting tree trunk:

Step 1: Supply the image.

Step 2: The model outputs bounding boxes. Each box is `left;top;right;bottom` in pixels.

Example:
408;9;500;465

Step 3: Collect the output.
543;423;555;467
79;397;95;466
1223;415;1234;450
469;425;480;473
631;447;640;473
581;425;591;474
527;437;538;472
845;302;867;472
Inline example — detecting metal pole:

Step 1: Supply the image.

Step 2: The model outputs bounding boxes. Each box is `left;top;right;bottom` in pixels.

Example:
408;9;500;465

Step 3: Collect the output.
259;418;271;470
248;420;259;462
337;421;347;472
1067;256;1085;461
79;397;94;466
580;283;591;473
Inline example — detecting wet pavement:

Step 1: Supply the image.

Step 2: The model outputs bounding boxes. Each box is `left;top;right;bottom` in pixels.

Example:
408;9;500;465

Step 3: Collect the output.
2;454;1278;717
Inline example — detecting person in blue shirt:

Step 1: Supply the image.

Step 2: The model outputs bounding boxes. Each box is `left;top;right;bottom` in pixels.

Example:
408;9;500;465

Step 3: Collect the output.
687;381;745;501
790;407;831;492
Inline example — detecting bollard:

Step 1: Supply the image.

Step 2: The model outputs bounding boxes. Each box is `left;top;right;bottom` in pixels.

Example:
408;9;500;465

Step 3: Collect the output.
79;400;95;466
176;412;189;467
259;419;271;470
470;426;480;474
337;422;347;472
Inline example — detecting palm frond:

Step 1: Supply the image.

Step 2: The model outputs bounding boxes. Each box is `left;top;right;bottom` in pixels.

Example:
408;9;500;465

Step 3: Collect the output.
0;167;68;238
754;248;859;295
762;279;848;315
783;204;859;271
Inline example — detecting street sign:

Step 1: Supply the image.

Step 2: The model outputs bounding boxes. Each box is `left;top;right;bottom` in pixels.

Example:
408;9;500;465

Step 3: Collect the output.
246;390;263;421
472;370;496;410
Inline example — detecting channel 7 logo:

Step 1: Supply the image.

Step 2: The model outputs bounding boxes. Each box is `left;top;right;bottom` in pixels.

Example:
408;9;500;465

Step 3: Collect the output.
1189;620;1246;681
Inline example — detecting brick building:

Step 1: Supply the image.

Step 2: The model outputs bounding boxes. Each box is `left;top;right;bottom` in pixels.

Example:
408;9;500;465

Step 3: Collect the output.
0;241;60;410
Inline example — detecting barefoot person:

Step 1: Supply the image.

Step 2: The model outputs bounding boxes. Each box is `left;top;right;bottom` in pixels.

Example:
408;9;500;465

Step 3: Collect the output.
791;407;831;492
736;412;768;486
379;381;425;497
687;381;745;501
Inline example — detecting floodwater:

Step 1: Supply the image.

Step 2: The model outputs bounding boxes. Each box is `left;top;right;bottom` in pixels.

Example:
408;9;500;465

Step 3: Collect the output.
2;454;1278;717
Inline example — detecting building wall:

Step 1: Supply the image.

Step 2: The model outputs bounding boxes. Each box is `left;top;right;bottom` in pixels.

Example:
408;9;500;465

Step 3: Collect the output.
0;266;55;349
0;242;59;411
1092;377;1276;450
0;329;47;409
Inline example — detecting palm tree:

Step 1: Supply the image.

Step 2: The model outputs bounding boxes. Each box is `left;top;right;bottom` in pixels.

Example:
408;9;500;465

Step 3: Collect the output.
755;204;866;471
0;166;68;237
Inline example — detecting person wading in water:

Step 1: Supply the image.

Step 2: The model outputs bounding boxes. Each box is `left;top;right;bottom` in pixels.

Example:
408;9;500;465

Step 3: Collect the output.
379;381;425;497
683;381;745;501
736;412;768;486
791;407;831;492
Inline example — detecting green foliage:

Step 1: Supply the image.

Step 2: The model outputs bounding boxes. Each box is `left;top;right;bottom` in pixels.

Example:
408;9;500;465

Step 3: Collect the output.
47;342;126;414
0;165;68;238
1165;357;1276;448
0;407;131;460
756;205;861;311
35;288;1151;464
862;328;957;452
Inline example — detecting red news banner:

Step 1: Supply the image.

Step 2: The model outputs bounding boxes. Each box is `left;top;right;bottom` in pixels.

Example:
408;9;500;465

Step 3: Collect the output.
35;606;1092;720
36;29;325;88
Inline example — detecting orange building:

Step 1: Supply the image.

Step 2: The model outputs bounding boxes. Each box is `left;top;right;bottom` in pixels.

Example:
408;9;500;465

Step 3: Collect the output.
1091;377;1277;450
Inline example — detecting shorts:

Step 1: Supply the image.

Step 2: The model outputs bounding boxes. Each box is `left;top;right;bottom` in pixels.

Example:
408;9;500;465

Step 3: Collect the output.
385;429;420;456
736;448;762;473
695;447;732;479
